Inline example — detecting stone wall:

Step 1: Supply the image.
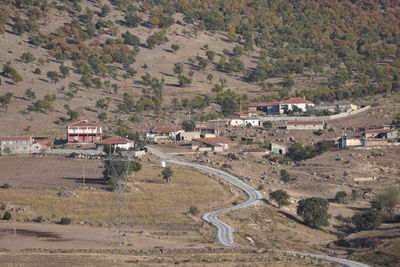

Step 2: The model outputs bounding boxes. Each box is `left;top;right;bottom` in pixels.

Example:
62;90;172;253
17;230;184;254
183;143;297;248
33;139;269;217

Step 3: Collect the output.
259;106;371;122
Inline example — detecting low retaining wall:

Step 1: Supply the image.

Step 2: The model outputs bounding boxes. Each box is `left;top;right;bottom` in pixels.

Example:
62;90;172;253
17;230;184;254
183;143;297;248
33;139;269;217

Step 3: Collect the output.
259;106;371;122
45;149;105;156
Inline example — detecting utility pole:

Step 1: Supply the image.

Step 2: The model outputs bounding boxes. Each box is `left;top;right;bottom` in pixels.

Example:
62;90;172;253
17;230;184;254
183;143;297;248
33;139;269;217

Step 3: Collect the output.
83;162;85;187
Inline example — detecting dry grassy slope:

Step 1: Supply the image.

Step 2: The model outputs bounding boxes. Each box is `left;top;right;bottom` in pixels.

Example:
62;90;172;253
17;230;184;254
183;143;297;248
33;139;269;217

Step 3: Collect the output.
0;1;334;137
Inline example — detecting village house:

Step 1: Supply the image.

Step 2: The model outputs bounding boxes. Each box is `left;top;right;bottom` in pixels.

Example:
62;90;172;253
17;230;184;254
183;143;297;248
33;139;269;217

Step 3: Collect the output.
338;136;365;149
97;137;135;151
230;119;261;127
270;142;287;155
279;98;315;113
199;128;219;138
67;120;102;143
248;102;280;114
335;100;358;111
285;120;325;130
146;126;184;141
176;132;201;142
248;97;315;115
0;136;51;154
364;129;398;140
191;137;233;152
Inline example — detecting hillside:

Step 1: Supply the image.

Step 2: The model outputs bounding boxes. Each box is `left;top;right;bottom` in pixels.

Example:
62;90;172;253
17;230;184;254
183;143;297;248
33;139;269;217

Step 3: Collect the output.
0;0;399;137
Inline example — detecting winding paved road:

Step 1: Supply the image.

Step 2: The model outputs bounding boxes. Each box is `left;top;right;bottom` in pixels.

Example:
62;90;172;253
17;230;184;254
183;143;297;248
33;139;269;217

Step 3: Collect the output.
147;146;369;267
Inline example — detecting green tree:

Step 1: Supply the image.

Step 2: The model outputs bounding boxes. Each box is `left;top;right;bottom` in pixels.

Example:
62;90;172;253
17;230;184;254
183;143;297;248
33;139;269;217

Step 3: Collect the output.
96;98;110;110
20;52;35;63
269;190;290;208
173;63;183;75
99;4;111;17
125;13;142;27
335;191;348;203
67;109;79;121
281;75;295;89
206;50;215;61
161;166;173;184
371;188;400;216
178;75;192;87
59;65;70;78
0;93;13;111
47;71;60;83
171;44;180;53
206;74;213;84
189;206;199;215
352;210;382;232
2;211;11;220
24;89;36;100
98;112;107;121
181;120;196;131
297;197;329;228
280;169;291;184
122;31;140;46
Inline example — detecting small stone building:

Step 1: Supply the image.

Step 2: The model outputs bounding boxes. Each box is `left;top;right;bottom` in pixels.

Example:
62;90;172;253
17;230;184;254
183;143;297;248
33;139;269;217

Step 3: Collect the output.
192;137;233;152
270;142;287;155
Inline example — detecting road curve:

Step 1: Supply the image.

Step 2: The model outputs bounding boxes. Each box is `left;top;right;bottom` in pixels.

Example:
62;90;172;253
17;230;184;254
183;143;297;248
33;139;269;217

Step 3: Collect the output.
147;146;369;267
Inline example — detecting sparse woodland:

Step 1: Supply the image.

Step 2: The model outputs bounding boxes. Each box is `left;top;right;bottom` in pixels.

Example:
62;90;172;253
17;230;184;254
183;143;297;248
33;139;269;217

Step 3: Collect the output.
0;0;399;135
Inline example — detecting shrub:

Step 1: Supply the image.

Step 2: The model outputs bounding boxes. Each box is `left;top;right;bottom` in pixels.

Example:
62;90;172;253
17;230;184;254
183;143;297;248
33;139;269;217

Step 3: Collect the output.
2;211;11;220
59;217;72;225
269;189;290;208
280;169;291;183
1;183;11;189
335;191;348;203
297;197;329;228
33;68;41;74
352;210;382;231
227;153;238;160
189;206;199;216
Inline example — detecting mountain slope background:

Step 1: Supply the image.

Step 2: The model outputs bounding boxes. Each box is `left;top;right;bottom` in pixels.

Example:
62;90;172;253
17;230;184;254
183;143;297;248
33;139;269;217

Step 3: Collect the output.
0;0;399;136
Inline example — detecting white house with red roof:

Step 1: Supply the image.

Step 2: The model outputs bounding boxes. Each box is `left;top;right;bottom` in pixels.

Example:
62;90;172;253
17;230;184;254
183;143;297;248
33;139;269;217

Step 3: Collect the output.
67;120;102;143
97;137;135;151
191;137;233;152
248;98;315;114
364;129;398;140
279;97;315;113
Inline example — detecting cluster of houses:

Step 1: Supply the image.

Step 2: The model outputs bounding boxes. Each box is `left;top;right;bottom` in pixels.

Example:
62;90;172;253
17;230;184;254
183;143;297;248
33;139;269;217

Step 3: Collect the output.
339;127;399;149
248;97;358;115
0;97;396;156
0;120;137;155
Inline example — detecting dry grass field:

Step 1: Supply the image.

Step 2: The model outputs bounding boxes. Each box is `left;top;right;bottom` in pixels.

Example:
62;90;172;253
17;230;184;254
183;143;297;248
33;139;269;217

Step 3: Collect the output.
0;156;233;223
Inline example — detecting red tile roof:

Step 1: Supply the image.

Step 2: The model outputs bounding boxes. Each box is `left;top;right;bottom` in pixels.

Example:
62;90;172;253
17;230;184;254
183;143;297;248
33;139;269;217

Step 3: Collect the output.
365;129;394;134
69;120;99;127
248;102;280;107
281;97;314;104
97;137;133;145
33;140;52;147
0;136;31;141
287;120;324;125
152;126;183;132
193;137;233;146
